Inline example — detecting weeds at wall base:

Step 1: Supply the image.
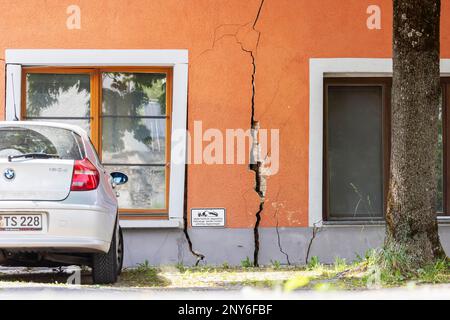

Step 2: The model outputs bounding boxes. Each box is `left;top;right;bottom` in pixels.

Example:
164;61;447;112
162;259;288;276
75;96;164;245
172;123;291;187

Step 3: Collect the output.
115;250;450;290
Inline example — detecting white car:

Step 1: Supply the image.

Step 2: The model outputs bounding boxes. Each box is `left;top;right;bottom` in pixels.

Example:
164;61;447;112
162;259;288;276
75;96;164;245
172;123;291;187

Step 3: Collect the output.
0;122;128;284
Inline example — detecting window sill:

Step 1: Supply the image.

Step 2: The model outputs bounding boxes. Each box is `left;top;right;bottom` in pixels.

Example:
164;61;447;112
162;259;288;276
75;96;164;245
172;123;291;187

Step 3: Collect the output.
438;216;450;225
323;220;385;227
119;219;183;229
322;216;450;227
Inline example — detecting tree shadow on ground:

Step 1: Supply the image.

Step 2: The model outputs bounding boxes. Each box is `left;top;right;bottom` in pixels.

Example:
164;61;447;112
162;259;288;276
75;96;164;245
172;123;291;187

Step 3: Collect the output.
0;267;93;285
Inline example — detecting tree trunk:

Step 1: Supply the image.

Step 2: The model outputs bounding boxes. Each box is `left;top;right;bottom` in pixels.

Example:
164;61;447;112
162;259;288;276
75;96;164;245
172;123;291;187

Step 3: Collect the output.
386;0;446;268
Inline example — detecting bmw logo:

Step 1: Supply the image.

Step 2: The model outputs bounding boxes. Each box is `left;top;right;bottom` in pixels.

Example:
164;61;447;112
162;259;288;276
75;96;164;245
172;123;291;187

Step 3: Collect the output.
3;168;15;181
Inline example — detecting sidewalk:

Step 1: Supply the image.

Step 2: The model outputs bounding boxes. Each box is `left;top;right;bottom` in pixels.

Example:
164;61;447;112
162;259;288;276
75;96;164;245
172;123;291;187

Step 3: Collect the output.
1;266;449;300
0;282;449;300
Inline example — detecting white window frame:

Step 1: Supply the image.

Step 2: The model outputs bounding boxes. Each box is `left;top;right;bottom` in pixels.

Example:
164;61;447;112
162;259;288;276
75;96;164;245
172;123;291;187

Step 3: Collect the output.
5;49;189;229
309;58;450;227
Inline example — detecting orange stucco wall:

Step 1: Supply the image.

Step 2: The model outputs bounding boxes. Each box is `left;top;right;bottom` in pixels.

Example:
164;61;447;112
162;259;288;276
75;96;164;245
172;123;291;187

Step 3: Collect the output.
1;0;450;228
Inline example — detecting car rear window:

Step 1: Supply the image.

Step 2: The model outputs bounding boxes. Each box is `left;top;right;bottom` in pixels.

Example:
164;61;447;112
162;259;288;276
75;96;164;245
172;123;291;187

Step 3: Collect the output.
0;126;85;160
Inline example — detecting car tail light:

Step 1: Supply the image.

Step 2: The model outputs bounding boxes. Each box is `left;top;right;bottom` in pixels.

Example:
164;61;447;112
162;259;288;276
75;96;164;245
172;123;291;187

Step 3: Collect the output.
71;158;100;191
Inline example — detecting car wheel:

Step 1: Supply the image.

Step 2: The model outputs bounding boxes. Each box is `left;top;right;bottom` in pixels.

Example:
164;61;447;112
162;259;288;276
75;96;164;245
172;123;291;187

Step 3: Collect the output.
117;226;124;276
92;221;121;284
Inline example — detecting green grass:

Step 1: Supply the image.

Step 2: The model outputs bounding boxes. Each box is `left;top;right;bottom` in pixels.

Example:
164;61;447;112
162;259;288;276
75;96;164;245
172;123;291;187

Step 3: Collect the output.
345;247;450;287
279;251;450;291
118;261;170;287
240;257;253;268
307;256;321;270
116;253;450;290
270;260;282;270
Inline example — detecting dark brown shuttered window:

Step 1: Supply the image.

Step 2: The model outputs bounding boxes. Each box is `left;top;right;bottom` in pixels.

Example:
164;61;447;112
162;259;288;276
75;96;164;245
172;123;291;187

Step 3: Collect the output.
324;78;450;221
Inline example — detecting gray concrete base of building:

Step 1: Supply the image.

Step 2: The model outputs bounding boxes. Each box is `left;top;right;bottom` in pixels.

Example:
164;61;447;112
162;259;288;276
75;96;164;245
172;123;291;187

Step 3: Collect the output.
122;225;450;268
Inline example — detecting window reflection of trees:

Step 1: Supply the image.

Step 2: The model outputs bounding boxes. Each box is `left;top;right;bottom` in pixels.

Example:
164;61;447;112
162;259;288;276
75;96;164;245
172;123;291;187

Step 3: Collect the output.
26;74;90;117
111;166;165;209
26;73;167;152
26;72;168;210
101;73;167;210
102;73;166;156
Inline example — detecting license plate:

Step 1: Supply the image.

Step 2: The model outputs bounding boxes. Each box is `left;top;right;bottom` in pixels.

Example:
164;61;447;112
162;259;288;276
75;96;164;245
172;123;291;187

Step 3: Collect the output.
0;214;43;231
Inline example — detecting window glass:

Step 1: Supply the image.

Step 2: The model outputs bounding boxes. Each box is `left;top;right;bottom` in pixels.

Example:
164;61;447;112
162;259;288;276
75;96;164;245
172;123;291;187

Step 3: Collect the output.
104;165;166;209
0;126;85;160
102;118;166;164
23;68;172;215
327;86;384;219
102;73;166;116
101;72;168;211
26;73;90;118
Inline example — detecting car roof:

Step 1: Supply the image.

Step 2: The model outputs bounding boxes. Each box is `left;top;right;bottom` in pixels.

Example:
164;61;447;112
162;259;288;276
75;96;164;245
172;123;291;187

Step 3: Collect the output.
0;121;89;138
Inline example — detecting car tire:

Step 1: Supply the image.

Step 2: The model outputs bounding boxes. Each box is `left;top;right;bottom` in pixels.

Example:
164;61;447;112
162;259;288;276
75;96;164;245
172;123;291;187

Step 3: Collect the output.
117;226;124;276
92;221;123;284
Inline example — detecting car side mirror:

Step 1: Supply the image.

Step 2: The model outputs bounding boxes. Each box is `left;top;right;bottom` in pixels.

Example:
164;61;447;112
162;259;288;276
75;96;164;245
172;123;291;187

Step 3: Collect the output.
111;172;128;186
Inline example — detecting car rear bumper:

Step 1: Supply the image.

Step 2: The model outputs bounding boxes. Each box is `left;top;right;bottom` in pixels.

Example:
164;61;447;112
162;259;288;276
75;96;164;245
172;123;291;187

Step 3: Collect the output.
0;205;115;253
0;237;110;252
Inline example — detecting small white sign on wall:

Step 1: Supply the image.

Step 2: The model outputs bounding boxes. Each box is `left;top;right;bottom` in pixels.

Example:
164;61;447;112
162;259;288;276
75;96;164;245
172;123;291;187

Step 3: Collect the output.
191;208;226;227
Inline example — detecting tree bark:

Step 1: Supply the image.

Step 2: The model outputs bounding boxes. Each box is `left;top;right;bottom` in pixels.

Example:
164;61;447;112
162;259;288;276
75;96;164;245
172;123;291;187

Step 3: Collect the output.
386;0;446;268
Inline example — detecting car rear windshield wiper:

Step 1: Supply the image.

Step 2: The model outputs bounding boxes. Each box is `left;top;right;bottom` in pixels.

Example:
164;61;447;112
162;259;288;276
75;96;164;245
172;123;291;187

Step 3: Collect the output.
8;153;60;162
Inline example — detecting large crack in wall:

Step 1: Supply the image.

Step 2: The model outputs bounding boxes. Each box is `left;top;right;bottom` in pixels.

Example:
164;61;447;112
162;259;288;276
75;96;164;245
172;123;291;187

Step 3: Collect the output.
250;120;266;267
271;190;292;265
181;93;205;265
305;221;322;264
245;0;266;267
184;0;267;266
183;157;205;265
